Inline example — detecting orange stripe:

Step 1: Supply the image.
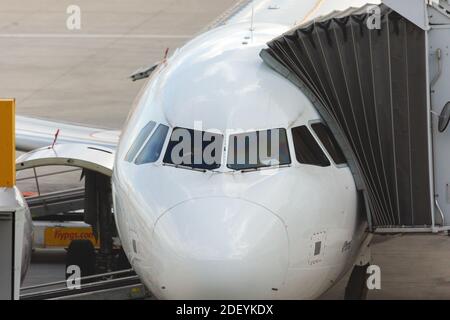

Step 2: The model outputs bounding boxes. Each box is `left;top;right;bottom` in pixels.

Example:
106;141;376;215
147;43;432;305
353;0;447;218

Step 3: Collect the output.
299;0;326;24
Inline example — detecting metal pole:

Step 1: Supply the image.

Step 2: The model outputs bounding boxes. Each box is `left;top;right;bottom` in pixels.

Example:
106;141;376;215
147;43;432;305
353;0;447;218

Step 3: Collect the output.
0;99;16;187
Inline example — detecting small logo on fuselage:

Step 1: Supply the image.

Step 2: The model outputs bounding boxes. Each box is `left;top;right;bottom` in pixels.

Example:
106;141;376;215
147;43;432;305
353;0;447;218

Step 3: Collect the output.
342;240;352;253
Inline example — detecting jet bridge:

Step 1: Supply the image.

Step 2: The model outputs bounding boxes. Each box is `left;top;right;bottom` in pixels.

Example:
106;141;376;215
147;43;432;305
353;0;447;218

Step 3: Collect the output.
260;0;450;232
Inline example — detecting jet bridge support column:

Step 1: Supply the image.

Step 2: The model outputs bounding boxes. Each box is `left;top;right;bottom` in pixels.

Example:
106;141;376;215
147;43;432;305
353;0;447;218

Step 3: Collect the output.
0;99;27;300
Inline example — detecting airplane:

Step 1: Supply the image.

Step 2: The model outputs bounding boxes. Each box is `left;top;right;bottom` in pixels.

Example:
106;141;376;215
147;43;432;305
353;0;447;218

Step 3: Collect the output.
14;0;383;299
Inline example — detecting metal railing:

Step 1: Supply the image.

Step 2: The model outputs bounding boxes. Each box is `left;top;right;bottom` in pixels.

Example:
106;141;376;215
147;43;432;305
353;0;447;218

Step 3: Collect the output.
20;269;148;300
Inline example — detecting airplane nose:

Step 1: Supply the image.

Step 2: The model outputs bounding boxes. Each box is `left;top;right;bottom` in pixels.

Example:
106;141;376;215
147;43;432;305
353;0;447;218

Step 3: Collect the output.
149;197;289;299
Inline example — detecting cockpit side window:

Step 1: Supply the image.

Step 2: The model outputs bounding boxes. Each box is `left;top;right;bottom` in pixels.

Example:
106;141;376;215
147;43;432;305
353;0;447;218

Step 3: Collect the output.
135;124;169;165
311;122;347;165
227;128;291;171
163;127;223;171
125;121;156;162
291;126;330;167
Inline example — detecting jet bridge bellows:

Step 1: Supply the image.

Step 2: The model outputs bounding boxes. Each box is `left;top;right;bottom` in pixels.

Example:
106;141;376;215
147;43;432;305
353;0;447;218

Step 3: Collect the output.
260;4;431;229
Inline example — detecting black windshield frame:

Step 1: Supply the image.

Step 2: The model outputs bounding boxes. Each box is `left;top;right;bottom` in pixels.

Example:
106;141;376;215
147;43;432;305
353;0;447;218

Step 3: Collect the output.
311;122;347;165
291;125;331;167
163;127;223;171
134;124;170;165
125;121;156;162
227;128;291;171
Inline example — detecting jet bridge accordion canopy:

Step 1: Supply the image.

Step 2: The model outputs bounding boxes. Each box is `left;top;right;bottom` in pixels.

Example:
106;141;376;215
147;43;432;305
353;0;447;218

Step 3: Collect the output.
260;4;432;228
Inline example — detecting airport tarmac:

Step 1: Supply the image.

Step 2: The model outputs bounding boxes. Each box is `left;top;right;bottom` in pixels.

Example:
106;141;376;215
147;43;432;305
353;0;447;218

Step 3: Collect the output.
0;0;237;128
21;233;450;300
5;0;450;300
20;233;450;300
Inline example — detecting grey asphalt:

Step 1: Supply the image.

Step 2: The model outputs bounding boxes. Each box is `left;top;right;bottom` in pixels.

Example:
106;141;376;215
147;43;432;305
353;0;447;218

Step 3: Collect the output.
5;0;450;300
1;0;237;128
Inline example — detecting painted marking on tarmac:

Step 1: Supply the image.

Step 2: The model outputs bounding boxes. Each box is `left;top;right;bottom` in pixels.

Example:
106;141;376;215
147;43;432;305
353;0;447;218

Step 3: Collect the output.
0;33;192;39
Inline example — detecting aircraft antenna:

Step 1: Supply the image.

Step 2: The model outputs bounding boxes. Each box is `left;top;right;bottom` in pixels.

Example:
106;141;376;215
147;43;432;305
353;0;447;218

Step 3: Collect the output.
51;129;60;149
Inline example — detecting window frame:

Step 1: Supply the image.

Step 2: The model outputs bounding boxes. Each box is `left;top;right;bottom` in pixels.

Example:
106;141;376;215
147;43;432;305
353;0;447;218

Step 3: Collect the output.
290;124;331;168
134;123;170;165
126;121;348;171
162;126;224;171
226;128;292;172
124;121;157;163
308;120;349;168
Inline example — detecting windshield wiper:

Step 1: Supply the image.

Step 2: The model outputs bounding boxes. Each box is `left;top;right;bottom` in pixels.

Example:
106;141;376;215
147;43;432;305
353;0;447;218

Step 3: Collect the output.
239;164;291;173
240;166;269;173
162;163;208;173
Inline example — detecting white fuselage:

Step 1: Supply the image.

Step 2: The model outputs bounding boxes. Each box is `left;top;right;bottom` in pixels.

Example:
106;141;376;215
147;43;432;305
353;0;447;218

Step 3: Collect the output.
112;0;373;299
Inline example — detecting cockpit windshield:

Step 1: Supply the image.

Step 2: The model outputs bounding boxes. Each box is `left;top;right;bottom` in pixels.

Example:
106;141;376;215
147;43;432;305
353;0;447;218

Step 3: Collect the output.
227;128;291;171
163;127;223;171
